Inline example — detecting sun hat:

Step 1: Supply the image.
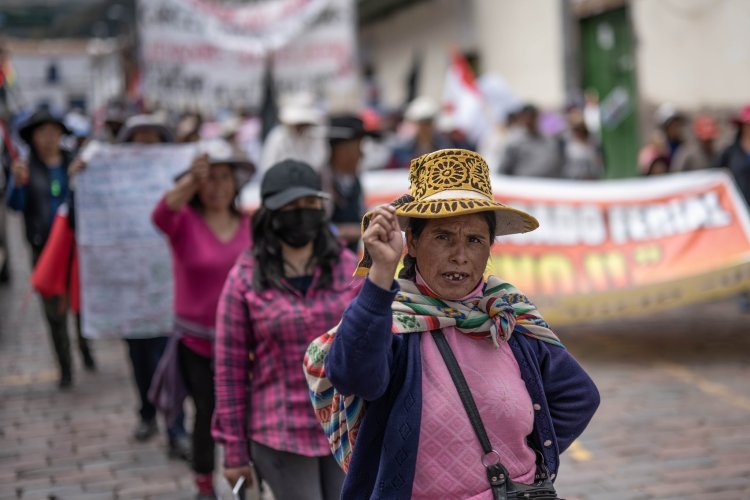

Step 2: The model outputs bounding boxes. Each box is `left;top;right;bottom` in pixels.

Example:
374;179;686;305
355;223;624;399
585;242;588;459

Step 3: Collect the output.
354;148;539;276
174;139;256;188
404;96;439;122
18;109;71;145
260;159;330;211
692;114;718;140
279;92;324;126
731;104;750;126
117;114;174;143
328;114;379;142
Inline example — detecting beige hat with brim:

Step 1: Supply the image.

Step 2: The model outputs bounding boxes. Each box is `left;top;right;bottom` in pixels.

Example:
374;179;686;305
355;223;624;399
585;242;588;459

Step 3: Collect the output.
354;148;538;277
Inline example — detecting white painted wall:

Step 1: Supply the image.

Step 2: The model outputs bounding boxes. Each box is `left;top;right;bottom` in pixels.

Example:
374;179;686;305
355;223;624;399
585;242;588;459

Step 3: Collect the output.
359;0;477;109
473;0;565;109
632;0;750;108
9;40;124;114
359;0;566;111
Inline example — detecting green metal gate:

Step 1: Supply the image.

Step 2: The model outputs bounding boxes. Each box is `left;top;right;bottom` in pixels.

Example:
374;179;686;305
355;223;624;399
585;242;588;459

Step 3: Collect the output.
580;7;639;178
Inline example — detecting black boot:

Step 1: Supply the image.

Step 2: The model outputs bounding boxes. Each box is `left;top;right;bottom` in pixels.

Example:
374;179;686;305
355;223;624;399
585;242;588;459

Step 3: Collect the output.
75;314;96;371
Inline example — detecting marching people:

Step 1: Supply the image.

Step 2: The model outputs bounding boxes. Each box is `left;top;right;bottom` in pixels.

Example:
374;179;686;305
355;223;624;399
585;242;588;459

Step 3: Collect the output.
497;103;564;177
717;104;750;311
69;114;191;458
323;114;370;252
562;110;603;180
5;109;95;388
655;103;687;167
150;140;254;499
213;159;360;499
718;104;750;203
387;96;451;169
115;115;191;458
672;114;720;172
305;149;599;499
260;92;328;173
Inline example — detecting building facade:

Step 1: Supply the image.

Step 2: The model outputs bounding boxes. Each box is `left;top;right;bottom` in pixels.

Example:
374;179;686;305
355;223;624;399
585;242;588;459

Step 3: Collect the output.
359;0;750;177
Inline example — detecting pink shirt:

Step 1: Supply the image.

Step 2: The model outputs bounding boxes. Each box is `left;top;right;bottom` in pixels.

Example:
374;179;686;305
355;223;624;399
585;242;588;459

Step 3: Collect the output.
412;275;537;499
152;198;250;356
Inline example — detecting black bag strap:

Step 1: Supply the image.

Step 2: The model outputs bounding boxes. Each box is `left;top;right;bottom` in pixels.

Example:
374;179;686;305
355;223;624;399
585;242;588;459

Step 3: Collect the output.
430;329;512;500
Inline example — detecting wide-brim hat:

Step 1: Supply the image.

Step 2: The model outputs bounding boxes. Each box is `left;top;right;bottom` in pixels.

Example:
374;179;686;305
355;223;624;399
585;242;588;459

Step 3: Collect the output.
328;114;379;142
279;92;324;126
175;139;256;188
404;96;439;122
117;114;174;143
19;110;71;145
354;148;539;276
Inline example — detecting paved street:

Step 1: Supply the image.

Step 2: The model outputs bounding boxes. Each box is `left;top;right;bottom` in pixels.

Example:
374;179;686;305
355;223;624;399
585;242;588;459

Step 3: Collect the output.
2;210;750;499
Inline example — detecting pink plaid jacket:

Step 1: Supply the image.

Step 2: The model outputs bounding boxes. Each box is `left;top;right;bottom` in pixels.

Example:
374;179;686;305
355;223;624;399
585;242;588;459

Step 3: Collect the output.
212;247;361;467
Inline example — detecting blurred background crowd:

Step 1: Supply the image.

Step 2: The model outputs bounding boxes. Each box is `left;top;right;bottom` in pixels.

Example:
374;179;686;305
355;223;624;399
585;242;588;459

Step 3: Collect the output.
2;1;750;286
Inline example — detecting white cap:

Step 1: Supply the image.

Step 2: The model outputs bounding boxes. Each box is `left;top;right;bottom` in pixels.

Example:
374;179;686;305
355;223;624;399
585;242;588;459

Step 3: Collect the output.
405;96;439;122
279;92;324;126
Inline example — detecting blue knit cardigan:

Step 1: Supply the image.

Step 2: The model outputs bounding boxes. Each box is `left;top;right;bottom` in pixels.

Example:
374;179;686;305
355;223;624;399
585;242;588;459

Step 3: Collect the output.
325;279;600;499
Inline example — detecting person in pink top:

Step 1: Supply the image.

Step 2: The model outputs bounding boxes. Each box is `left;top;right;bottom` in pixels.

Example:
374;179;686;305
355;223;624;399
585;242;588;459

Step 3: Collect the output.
151;140;253;500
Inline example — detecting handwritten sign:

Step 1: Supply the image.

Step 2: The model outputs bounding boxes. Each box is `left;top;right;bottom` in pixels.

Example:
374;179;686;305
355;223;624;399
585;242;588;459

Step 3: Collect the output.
75;142;197;338
138;0;357;112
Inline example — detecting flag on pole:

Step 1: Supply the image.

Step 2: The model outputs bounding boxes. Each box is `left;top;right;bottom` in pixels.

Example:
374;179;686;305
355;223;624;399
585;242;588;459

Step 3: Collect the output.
441;50;487;143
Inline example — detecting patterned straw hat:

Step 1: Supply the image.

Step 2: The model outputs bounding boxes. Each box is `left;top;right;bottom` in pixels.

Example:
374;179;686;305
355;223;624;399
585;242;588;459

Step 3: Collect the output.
354;148;538;276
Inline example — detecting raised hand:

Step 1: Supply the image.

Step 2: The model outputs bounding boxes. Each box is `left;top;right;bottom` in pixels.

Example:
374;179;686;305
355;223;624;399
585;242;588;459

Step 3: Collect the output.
68;157;87;178
363;204;403;290
190;153;211;185
11;158;29;186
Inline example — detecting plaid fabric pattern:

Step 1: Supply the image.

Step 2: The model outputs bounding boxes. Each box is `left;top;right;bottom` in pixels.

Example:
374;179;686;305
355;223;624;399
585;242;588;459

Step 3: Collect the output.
303;276;563;471
212;248;360;468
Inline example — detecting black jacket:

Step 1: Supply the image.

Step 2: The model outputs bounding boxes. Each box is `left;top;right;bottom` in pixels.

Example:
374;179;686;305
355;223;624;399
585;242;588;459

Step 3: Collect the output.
12;150;72;251
718;142;750;205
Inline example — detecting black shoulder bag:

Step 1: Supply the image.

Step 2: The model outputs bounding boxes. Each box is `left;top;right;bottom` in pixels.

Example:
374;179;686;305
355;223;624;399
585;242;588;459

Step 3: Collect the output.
430;330;560;500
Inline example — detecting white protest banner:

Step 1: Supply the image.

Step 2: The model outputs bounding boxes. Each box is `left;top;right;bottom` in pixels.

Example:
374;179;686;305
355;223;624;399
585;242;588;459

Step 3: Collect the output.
75;142;197;338
138;0;357;112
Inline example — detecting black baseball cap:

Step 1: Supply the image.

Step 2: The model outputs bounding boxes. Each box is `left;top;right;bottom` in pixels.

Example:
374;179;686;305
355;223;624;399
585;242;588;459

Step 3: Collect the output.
261;159;329;210
328;114;374;142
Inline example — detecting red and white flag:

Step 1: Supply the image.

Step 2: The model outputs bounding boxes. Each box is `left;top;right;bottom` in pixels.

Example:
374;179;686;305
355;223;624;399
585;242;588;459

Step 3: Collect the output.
441;51;486;142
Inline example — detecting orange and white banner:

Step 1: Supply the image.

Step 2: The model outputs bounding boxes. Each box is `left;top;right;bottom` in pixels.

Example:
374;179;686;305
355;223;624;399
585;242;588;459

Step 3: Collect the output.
359;169;750;325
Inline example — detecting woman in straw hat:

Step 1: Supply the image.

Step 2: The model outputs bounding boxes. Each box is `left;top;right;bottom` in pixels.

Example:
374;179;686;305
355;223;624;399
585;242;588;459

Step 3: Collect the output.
305;149;599;499
150;139;254;499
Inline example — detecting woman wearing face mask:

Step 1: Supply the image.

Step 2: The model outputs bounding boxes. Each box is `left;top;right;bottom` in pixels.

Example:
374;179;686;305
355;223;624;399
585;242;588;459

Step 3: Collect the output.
213;159;360;500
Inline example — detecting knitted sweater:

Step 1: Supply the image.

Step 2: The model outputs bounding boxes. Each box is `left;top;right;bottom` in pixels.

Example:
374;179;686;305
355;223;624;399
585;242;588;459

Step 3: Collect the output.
325;279;600;499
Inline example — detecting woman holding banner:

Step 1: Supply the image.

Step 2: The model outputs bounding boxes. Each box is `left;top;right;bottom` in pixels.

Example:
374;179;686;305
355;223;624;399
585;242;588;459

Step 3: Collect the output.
150;139;253;499
213;159;360;500
304;149;600;499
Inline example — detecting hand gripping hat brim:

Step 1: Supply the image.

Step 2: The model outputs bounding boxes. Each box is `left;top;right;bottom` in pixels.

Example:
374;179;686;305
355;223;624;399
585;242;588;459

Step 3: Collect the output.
354;148;539;277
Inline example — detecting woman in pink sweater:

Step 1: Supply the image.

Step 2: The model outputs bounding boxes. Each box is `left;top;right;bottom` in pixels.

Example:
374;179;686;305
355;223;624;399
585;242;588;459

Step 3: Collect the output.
151;141;254;500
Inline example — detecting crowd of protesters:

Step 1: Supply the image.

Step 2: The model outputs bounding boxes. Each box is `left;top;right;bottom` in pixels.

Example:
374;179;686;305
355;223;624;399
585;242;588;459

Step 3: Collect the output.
1;86;748;499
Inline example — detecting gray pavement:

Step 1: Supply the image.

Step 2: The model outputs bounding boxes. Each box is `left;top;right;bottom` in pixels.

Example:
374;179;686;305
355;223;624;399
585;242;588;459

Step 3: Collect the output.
2;210;750;499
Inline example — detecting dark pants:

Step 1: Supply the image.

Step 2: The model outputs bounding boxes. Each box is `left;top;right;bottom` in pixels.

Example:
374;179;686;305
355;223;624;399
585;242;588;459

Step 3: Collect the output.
125;336;186;438
178;342;215;474
251;441;344;500
32;248;93;381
